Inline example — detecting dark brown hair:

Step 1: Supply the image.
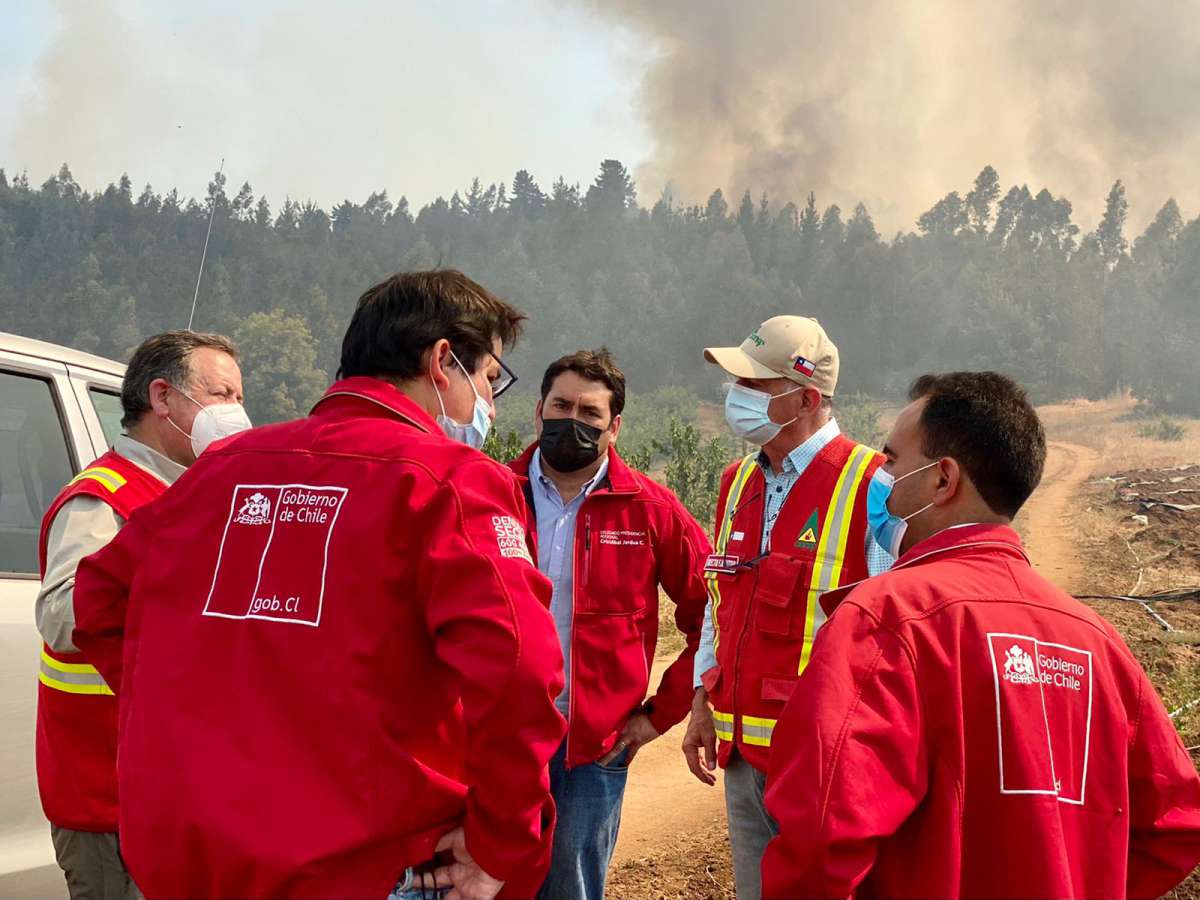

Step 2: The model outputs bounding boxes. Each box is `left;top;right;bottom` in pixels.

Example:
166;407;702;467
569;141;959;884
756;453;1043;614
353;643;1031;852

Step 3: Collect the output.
339;270;525;380
540;348;627;418
908;371;1046;518
121;330;238;428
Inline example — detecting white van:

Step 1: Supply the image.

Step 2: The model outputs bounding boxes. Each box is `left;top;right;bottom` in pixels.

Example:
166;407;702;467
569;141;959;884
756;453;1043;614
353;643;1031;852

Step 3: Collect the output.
0;332;125;899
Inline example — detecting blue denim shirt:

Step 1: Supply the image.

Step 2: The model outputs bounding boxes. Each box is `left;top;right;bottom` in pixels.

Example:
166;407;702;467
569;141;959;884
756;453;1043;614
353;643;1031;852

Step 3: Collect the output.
693;419;892;685
529;449;609;716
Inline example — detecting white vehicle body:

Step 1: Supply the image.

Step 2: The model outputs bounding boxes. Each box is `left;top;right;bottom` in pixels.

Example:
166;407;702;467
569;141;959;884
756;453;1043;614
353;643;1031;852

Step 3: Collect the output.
0;332;126;898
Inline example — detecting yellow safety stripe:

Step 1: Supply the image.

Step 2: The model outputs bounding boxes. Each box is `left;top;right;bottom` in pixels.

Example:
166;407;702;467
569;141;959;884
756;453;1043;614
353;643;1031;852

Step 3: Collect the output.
38;672;115;696
712;709;735;741
38;651;113;696
40;650;102;675
709;455;759;655
69;466;127;494
797;445;876;673
741;713;777;747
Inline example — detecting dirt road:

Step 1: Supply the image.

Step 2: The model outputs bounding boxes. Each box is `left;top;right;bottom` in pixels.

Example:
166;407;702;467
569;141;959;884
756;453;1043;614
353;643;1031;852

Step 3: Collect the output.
612;659;726;864
1016;441;1100;593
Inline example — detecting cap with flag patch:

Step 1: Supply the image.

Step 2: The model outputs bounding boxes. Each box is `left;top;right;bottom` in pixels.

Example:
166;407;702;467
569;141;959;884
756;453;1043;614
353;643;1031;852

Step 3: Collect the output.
704;315;839;396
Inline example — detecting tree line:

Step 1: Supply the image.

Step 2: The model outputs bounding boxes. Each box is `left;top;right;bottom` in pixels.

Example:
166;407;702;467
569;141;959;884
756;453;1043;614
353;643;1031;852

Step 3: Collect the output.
1;160;1197;430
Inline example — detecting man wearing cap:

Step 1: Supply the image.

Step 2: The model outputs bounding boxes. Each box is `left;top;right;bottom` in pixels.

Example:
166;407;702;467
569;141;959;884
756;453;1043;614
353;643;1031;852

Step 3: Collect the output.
680;315;892;900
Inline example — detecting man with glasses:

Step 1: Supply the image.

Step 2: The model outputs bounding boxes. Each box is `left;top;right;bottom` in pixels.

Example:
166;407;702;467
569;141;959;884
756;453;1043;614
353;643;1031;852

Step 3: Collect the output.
679;316;892;900
506;348;711;900
72;270;566;900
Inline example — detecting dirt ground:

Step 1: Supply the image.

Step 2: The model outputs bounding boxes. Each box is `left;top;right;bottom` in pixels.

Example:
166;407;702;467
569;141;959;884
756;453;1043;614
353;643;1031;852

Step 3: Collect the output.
610;395;1200;899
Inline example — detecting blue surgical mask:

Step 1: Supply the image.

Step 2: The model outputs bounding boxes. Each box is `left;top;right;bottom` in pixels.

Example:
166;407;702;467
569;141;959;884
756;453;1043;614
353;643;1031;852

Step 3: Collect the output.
724;382;802;446
433;351;492;450
865;460;939;557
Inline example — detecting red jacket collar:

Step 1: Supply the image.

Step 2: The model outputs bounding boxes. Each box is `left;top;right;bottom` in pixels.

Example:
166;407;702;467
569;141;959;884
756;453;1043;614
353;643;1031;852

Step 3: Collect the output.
894;522;1030;570
311;377;438;434
820;522;1028;616
509;442;642;495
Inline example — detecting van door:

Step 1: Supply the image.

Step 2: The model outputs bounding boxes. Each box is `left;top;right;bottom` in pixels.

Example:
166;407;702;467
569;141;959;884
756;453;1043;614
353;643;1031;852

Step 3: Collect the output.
0;351;93;885
66;366;125;457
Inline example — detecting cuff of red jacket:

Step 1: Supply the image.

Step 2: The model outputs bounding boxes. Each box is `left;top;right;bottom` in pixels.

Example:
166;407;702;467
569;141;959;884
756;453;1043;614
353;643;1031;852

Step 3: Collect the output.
465;795;554;895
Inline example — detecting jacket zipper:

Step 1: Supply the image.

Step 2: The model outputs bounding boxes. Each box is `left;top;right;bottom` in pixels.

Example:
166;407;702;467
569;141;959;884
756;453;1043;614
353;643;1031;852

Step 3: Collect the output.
729;492;763;755
565;505;591;767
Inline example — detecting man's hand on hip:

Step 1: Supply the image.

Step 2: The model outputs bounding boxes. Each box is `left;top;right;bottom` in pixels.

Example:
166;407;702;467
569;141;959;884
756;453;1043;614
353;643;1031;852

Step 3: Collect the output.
598;712;660;766
425;827;504;900
682;687;718;786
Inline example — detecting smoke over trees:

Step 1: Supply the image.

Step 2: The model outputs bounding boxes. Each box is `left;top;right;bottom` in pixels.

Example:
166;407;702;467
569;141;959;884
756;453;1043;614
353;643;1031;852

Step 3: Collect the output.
571;0;1200;234
0;160;1197;425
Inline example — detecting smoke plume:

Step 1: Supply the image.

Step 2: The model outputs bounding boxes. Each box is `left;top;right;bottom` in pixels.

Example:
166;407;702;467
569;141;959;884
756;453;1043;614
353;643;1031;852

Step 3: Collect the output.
573;0;1200;232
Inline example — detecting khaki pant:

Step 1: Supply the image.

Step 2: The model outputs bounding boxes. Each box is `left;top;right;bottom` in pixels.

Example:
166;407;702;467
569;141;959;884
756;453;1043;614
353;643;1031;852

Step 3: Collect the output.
50;826;143;900
723;747;779;900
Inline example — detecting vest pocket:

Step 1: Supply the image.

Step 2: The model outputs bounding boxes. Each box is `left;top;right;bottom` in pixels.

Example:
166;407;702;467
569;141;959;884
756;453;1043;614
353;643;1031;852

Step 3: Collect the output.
761;673;799;703
751;553;808;636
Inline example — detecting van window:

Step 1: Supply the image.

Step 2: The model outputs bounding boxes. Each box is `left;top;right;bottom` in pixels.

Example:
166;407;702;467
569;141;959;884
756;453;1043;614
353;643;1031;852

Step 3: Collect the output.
89;388;124;448
0;372;75;574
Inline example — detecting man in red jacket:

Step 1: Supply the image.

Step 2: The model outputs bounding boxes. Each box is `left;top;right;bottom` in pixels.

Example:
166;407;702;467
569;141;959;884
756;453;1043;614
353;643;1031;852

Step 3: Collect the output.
762;371;1200;899
506;348;711;900
72;270;567;900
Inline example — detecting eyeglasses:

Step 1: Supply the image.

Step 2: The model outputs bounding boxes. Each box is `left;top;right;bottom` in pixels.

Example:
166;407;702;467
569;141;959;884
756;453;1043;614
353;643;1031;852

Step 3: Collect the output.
489;351;518;399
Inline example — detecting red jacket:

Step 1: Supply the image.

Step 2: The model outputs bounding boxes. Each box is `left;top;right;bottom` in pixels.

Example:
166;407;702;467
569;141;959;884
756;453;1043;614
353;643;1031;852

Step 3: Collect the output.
705;436;881;772
36;450;166;832
509;444;711;768
73;378;567;900
762;523;1200;900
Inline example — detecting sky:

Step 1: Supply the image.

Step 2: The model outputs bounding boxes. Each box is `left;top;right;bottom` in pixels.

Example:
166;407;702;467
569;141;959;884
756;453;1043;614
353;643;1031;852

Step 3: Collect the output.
0;0;652;213
3;1;1198;234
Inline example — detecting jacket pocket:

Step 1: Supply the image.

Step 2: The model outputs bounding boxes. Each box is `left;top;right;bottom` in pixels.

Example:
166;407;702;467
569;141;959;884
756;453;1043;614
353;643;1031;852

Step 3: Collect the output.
582;526;654;615
751;553;808;637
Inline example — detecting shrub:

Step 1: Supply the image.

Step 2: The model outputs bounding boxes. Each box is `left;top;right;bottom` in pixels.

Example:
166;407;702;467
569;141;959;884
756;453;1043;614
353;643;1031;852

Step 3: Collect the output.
1137;416;1186;442
836;392;885;448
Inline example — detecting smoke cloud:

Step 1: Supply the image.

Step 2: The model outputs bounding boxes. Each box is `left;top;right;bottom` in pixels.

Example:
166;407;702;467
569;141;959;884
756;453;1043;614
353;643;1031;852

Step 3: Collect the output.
4;0;644;213
573;0;1200;232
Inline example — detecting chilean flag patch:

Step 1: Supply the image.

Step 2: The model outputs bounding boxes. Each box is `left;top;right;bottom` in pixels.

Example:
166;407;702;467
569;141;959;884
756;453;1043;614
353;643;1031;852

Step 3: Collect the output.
793;355;816;377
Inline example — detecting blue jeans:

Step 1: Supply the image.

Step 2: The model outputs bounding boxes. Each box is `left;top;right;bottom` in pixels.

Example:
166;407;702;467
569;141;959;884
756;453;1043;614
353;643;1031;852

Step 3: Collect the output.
537;740;630;900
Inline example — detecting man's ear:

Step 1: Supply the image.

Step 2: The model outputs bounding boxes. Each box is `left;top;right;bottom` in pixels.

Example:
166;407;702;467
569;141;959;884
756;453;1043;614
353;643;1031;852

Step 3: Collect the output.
534;398;544;436
802;386;823;410
148;378;173;418
424;339;452;391
609;413;622;443
933;457;961;506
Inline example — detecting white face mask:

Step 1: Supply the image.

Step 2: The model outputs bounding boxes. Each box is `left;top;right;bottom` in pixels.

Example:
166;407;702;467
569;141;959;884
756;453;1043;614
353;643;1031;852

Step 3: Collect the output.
433;351;492;450
723;382;803;446
168;389;253;457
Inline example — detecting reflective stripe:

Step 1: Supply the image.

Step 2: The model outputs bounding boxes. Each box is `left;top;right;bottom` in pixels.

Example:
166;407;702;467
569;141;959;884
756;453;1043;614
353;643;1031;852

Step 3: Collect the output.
741;714;777;747
713;709;735;741
798;445;876;673
38;651;114;696
708;455;759;655
69;466;127;494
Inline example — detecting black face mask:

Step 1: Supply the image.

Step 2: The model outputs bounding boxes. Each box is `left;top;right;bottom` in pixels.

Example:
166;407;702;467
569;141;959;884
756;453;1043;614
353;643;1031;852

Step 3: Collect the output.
539;417;605;473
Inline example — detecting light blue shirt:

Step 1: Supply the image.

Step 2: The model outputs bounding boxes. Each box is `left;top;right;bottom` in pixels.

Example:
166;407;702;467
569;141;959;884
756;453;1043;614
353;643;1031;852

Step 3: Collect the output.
693;419;893;686
529;449;609;716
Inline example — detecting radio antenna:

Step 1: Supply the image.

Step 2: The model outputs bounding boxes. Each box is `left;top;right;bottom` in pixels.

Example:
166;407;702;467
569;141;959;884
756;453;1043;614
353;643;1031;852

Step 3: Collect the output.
188;157;225;330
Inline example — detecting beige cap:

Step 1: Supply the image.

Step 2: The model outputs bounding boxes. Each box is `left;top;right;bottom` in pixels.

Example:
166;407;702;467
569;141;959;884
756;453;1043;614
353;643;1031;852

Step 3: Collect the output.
704;315;840;396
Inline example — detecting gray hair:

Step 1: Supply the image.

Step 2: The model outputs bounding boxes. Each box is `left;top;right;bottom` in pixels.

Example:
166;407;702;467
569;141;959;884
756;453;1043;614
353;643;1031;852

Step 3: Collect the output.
120;330;238;428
